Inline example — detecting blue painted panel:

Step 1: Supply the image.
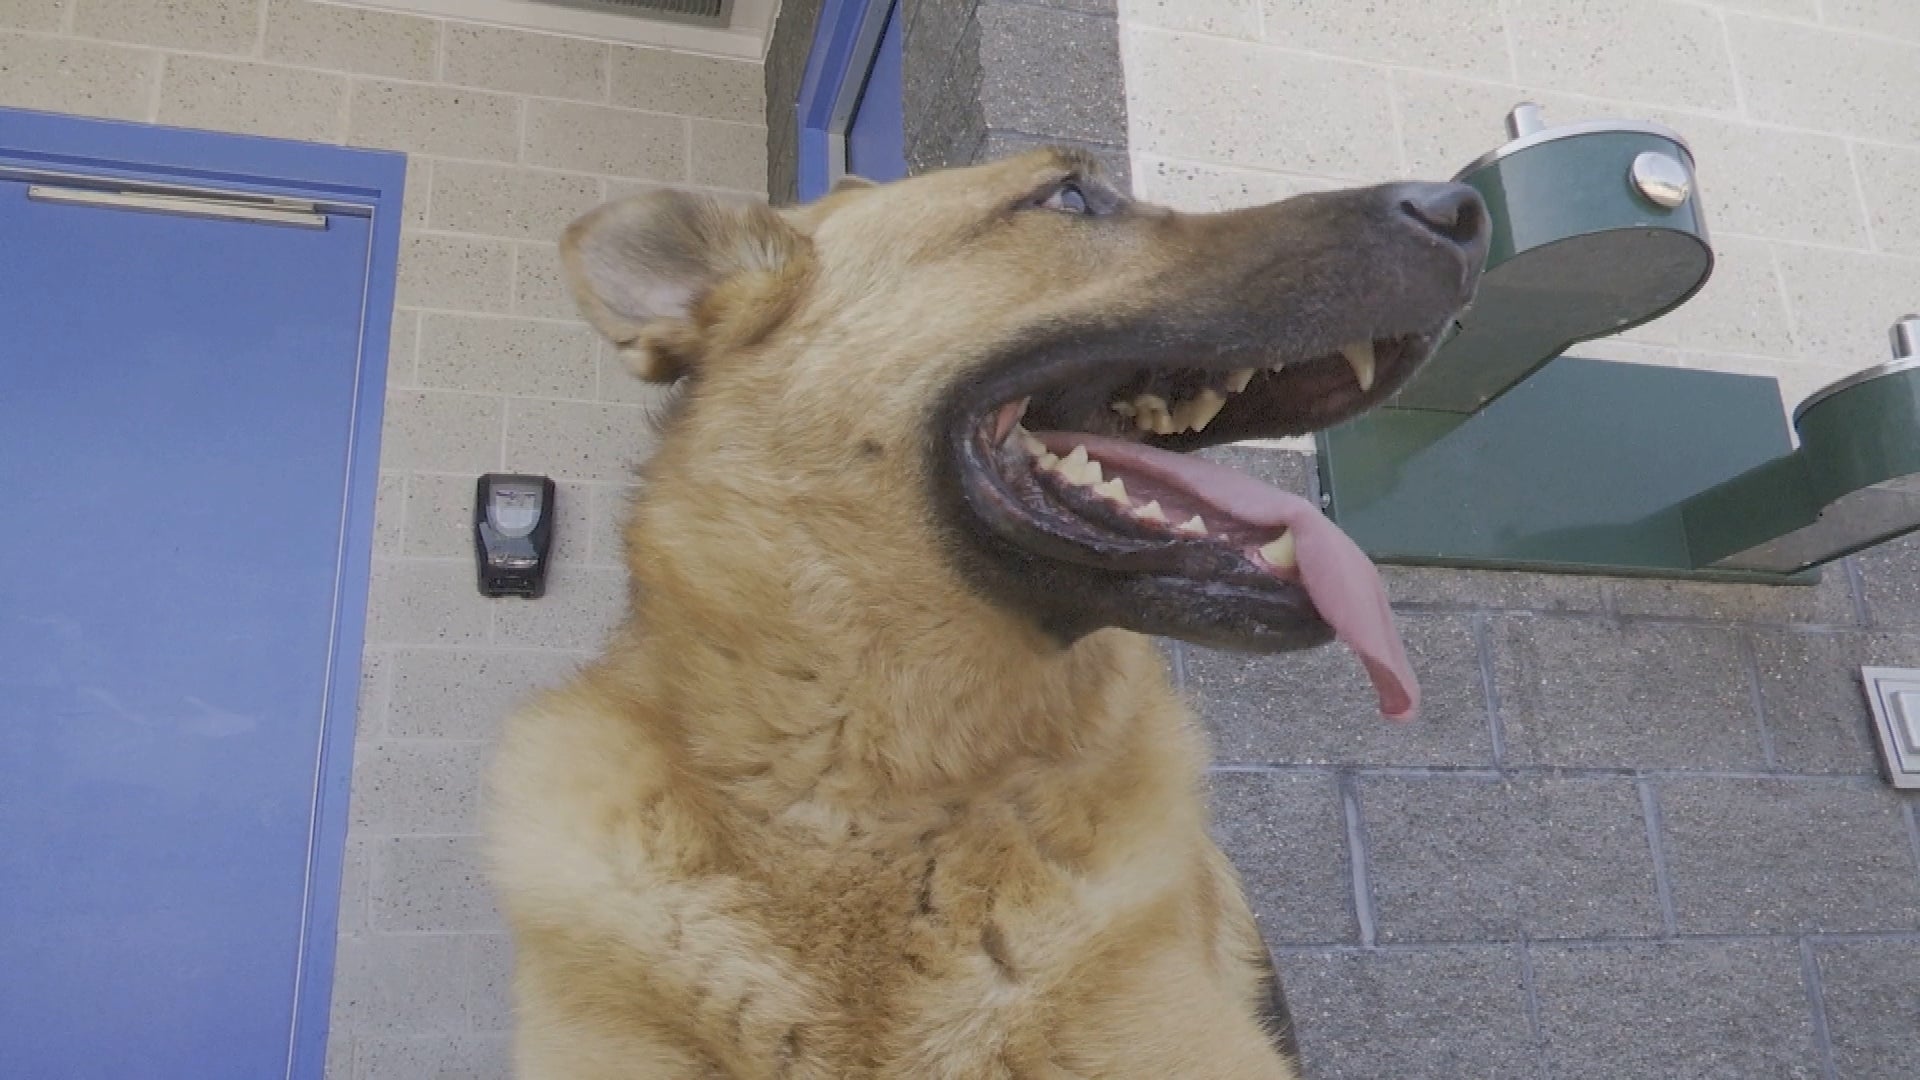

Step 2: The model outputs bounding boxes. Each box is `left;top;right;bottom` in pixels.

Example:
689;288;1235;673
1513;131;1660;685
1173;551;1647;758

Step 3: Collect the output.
0;109;403;1080
847;0;907;184
797;0;906;200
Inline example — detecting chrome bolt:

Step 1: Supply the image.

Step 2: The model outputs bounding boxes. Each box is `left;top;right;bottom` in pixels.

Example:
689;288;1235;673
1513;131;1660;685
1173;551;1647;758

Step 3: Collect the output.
1893;315;1920;360
1505;102;1547;139
1630;151;1691;209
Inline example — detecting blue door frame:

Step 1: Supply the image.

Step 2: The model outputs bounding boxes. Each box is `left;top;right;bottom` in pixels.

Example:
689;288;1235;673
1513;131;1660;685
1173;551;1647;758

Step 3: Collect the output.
0;107;404;1080
797;0;908;200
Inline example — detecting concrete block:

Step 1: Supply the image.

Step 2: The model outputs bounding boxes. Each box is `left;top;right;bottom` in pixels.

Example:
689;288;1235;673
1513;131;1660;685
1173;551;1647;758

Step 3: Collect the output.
1531;941;1822;1079
157;56;349;143
347;739;487;833
1657;776;1920;933
1816;939;1920;1079
348;81;521;162
1748;630;1920;775
265;0;439;80
1207;771;1358;944
443;23;607;102
370;834;505;934
612;46;763;123
386;646;581;740
1282;946;1539;1079
1123;27;1398;179
976;4;1127;146
1856;532;1920;630
416;313;598;399
1361;774;1664;942
1729;14;1920;144
1491;616;1767;769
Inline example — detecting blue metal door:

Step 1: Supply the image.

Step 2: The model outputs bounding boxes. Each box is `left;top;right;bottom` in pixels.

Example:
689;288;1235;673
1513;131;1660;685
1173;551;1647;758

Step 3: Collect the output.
797;0;908;199
846;0;906;184
0;110;400;1080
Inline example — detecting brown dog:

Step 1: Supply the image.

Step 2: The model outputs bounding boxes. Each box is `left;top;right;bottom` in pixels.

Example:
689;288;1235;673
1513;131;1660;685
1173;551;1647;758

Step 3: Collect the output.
485;149;1488;1078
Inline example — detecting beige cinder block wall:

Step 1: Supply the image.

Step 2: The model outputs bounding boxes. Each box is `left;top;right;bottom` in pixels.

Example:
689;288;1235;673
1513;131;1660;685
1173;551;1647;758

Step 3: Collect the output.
1119;0;1920;412
0;2;764;1076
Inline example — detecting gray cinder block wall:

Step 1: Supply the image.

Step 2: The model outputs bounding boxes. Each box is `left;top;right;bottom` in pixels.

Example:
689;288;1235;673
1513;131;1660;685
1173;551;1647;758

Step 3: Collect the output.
768;2;1920;1076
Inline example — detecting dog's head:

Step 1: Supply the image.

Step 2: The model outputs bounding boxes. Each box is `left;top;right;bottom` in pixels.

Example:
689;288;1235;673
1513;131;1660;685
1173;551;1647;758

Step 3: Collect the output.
562;150;1488;720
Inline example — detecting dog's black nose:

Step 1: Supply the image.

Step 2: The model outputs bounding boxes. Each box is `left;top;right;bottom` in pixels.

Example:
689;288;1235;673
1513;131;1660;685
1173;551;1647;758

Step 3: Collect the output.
1395;182;1489;255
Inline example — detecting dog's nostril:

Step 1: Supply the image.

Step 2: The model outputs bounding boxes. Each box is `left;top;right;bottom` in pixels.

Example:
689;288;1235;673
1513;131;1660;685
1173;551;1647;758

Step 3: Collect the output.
1398;183;1488;250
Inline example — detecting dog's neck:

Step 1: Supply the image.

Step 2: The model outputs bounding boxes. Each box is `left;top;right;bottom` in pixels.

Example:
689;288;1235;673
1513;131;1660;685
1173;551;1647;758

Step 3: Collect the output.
612;444;1180;812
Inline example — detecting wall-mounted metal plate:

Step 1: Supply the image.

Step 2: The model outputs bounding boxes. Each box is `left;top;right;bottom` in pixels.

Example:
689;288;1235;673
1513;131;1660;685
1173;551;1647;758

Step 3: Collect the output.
1863;668;1920;790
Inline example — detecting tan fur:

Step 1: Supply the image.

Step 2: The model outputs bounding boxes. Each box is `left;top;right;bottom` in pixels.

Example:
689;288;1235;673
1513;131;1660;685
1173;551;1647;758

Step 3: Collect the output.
488;151;1303;1078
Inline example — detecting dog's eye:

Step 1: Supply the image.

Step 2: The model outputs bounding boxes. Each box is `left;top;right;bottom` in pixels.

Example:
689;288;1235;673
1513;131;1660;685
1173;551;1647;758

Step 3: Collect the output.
1038;183;1092;215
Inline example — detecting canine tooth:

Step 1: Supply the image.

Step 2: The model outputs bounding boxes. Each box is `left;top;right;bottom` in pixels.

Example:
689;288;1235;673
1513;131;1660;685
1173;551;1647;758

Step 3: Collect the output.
1226;368;1257;393
1136;500;1168;523
1175;515;1209;536
1341;341;1377;393
993;398;1030;443
1259;531;1297;569
1186;389;1228;432
1093;478;1129;502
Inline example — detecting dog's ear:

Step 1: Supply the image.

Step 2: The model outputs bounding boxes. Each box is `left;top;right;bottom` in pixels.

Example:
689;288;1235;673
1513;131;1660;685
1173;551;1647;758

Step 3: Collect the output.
561;189;806;383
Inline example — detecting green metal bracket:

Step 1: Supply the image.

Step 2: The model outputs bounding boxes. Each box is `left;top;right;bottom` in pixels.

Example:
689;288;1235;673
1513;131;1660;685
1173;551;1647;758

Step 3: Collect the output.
1317;355;1819;584
1316;104;1920;584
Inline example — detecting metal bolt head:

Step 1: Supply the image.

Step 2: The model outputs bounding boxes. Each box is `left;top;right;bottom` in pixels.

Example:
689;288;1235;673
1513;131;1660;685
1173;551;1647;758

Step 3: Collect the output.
1506;102;1546;139
1892;315;1920;360
1630;151;1692;209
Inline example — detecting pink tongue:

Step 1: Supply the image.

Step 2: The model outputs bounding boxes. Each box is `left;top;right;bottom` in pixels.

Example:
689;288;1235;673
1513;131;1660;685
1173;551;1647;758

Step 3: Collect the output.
1038;433;1419;721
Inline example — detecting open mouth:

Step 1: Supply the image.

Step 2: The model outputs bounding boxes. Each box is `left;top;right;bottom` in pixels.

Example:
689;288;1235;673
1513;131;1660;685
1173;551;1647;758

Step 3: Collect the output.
952;333;1439;721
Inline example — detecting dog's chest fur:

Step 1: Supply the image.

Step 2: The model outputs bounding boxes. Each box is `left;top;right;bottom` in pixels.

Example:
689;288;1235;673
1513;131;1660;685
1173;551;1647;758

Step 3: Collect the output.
490;664;1220;1079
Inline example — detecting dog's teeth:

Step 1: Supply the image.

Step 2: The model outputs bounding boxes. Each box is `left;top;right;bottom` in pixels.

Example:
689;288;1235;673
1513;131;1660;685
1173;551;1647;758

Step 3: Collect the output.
1175;515;1208;536
1187;389;1227;432
1136;500;1168;523
1037;452;1059;469
1342;341;1377;393
1150;409;1177;435
1110;401;1138;418
1093;478;1128;502
1226;368;1256;393
1132;394;1167;433
1259;531;1297;569
1053;445;1102;485
1017;430;1047;456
